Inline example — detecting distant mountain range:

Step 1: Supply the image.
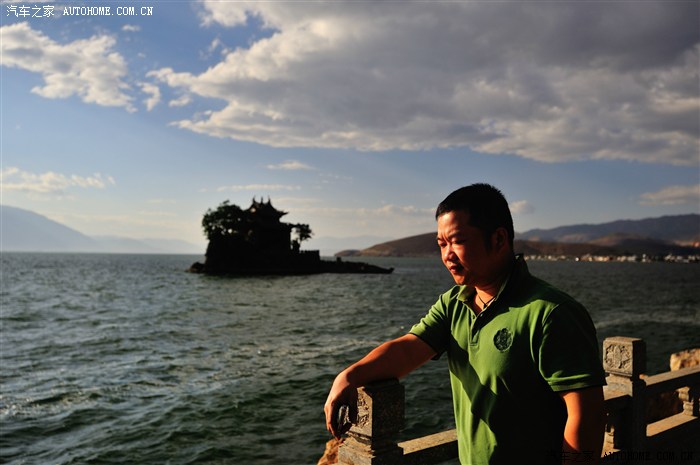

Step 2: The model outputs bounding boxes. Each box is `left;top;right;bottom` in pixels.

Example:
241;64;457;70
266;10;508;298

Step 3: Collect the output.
337;214;700;258
517;215;699;244
1;205;204;254
0;205;383;256
3;205;698;258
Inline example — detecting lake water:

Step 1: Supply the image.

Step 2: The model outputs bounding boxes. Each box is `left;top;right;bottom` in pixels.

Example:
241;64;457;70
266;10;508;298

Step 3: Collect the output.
1;253;699;464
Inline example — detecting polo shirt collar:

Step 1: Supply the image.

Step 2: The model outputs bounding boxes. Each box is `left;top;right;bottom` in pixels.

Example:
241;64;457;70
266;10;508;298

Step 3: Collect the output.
456;254;528;304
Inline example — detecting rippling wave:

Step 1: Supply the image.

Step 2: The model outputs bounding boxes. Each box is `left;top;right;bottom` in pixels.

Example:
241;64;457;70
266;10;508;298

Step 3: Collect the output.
1;254;698;464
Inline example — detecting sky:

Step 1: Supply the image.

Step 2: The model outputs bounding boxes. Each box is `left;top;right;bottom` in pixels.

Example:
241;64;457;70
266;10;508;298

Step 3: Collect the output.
1;1;699;253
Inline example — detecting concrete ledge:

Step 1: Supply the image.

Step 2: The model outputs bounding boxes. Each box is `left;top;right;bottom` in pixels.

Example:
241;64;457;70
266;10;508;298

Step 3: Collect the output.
645;366;700;397
647;414;699;448
399;429;458;465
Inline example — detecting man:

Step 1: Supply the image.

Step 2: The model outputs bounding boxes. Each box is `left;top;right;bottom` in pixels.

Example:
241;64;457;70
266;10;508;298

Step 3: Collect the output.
324;183;606;465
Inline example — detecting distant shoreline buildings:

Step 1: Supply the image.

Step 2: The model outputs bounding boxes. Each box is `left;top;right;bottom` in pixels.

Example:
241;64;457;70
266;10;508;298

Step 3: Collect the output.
525;253;699;263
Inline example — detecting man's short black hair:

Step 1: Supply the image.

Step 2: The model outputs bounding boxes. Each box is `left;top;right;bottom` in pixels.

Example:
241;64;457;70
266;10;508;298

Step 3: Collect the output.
435;183;515;250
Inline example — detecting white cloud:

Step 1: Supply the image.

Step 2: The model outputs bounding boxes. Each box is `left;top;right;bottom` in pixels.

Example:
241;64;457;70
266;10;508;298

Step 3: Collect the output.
122;24;141;33
510;200;534;215
216;184;301;192
150;2;698;165
148;198;177;205
61;211;194;239
169;94;193;107
266;160;314;170
294;204;432;219
374;204;429;216
136;210;177;218
140;82;161;111
201;37;229;59
640;184;700;206
0;23;134;110
312;205;421;218
0;167;116;196
289;203;435;238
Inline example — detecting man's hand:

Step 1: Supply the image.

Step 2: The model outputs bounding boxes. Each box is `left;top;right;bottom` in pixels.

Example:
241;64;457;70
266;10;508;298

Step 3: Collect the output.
323;334;436;438
324;371;358;438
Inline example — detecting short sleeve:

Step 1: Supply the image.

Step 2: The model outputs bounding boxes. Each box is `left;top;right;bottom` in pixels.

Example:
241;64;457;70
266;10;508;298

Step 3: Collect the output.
409;288;458;357
538;301;606;392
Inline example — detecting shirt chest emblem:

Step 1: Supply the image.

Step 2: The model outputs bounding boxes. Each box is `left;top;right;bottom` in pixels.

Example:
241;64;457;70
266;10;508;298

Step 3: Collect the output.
493;328;513;352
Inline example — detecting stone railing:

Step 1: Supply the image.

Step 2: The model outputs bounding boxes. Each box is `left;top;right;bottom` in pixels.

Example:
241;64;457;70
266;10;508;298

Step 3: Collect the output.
334;336;699;465
602;337;699;461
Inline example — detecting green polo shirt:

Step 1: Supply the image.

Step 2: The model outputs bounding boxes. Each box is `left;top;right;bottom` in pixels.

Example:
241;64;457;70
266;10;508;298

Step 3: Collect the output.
410;256;605;465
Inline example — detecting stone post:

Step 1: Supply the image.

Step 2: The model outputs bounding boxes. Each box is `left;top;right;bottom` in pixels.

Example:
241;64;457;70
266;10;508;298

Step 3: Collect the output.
670;349;700;419
603;337;647;451
677;386;699;417
338;379;405;465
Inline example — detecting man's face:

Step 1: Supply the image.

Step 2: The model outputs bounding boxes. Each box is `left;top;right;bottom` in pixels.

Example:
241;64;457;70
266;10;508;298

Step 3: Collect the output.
436;210;498;287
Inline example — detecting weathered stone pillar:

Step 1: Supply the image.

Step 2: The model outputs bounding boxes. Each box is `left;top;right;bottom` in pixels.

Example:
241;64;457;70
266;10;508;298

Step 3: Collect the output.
671;349;700;418
677;385;699;417
338;379;405;465
603;337;647;451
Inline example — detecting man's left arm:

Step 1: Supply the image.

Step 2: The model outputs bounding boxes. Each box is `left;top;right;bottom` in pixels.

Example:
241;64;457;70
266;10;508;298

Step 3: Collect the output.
559;386;606;465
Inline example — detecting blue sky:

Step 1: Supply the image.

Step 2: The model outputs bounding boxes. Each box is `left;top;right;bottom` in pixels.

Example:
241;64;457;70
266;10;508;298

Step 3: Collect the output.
2;1;699;253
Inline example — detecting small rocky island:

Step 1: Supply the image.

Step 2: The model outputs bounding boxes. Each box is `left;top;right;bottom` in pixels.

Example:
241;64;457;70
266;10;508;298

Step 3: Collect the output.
189;199;393;275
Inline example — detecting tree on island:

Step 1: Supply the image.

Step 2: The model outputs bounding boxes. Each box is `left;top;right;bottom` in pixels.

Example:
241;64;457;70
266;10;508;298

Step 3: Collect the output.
201;201;250;240
191;198;392;274
292;223;313;243
201;199;313;248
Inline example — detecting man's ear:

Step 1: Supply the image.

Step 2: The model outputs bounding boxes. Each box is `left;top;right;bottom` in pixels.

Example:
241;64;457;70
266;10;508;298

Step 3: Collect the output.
493;227;509;251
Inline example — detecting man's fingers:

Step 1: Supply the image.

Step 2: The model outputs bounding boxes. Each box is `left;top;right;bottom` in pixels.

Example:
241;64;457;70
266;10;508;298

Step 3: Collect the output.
324;379;358;438
336;405;352;436
324;401;338;437
325;401;353;438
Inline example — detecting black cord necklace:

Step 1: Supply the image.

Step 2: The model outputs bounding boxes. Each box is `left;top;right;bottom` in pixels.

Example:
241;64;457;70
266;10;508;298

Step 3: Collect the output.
477;293;496;309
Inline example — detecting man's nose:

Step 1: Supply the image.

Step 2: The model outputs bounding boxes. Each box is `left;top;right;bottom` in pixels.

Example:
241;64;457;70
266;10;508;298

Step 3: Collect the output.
442;244;455;261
